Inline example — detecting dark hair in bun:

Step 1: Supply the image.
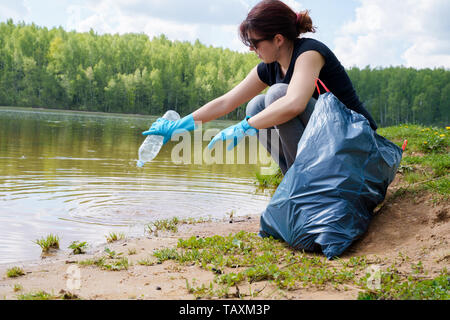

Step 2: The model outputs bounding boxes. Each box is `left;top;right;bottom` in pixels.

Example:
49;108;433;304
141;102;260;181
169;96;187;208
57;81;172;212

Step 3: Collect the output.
239;0;316;46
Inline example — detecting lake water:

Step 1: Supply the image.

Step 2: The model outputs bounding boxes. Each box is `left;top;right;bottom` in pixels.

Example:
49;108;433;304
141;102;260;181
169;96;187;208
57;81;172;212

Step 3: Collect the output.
0;107;272;264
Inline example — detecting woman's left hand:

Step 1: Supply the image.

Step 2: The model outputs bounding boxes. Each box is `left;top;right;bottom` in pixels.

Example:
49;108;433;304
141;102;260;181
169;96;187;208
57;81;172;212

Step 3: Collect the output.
208;116;258;151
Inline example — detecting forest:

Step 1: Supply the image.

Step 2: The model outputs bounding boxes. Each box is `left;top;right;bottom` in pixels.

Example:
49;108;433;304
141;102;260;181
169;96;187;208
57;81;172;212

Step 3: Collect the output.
0;20;448;126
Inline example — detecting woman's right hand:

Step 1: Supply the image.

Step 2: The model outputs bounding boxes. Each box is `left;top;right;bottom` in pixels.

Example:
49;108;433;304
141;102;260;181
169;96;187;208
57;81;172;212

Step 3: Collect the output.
142;114;196;145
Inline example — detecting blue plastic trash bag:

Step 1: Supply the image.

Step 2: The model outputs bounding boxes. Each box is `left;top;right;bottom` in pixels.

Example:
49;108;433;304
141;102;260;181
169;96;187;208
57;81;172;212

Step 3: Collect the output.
259;89;403;260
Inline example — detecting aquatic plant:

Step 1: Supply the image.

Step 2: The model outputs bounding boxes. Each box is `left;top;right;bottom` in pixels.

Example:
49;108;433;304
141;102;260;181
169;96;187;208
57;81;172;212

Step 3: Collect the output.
33;234;60;253
68;241;88;255
105;232;125;243
6;267;25;278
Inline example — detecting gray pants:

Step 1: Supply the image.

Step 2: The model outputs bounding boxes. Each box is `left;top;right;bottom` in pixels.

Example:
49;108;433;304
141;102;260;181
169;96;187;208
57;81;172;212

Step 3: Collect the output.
246;83;316;175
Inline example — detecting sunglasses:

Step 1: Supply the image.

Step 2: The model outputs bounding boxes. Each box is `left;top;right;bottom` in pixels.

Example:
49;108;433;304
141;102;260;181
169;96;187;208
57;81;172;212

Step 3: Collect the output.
247;36;273;49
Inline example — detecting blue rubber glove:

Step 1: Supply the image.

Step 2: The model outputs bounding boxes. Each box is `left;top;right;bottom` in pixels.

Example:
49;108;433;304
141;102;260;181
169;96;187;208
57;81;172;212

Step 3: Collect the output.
208;116;258;151
142;114;196;144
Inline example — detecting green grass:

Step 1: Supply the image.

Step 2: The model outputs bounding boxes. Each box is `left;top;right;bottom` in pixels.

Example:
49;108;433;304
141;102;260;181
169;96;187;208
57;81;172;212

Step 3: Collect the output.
152;231;449;300
254;166;283;189
153;231;449;299
17;290;59;300
13;284;23;292
377;124;448;152
104;247;122;259
148;217;181;233
6;267;25;278
105;232;125;243
102;257;129;271
78;257;106;267
77;248;129;271
146;216;212;235
78;256;129;271
33;234;60;253
153;231;362;298
358;268;449;300
68;241;88;255
137;257;156;266
17;290;81;300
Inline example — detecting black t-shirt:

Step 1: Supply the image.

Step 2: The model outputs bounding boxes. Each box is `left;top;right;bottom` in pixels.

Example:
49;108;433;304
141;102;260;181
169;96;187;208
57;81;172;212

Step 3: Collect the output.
257;37;377;130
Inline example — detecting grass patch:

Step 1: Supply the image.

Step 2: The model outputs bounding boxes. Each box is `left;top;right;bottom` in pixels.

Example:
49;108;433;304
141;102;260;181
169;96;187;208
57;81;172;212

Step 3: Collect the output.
13;284;23;292
6;267;25;278
403;154;450;178
78;257;106;267
78;256;129;271
104;247;122;259
102;257;129;271
146;216;212;235
68;241;88;255
17;290;59;300
254;166;283;189
377;124;448;153
404;172;427;184
105;232;125;243
17;290;81;300
358;268;449;300
33;234;60;253
77;248;129;271
153;231;363;298
376;124;449;196
153;231;449;300
148;217;181;233
137;257;156;266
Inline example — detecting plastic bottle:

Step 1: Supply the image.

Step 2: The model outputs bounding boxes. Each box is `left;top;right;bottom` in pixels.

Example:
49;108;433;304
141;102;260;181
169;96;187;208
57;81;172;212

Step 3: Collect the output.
137;110;180;167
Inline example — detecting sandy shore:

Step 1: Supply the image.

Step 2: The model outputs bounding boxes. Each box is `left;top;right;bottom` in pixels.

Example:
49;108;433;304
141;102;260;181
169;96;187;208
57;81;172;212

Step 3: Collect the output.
0;216;356;300
0;216;287;300
0;185;449;300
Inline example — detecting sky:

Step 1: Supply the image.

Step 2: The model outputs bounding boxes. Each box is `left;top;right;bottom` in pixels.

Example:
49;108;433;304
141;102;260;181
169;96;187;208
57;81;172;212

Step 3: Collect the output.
0;0;449;69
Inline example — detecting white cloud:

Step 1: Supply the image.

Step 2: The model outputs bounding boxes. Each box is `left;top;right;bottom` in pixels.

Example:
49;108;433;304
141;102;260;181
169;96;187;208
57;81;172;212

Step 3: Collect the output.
64;0;307;52
403;40;450;69
0;0;30;21
333;0;450;69
112;0;247;25
65;0;252;51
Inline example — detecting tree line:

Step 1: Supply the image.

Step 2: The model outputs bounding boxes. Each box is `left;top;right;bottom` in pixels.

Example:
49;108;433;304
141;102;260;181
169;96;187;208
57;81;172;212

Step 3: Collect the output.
0;20;448;126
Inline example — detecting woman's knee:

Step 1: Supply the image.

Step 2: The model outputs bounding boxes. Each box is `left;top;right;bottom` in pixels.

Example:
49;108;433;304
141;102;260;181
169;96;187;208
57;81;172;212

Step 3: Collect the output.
246;94;265;117
265;83;288;105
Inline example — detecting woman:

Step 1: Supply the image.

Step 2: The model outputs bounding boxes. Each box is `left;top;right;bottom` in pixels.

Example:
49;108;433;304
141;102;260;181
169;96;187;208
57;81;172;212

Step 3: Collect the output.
143;0;377;175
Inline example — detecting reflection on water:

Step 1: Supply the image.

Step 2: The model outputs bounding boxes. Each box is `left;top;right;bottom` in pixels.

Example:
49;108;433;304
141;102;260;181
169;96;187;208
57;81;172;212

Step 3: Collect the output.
0;107;272;264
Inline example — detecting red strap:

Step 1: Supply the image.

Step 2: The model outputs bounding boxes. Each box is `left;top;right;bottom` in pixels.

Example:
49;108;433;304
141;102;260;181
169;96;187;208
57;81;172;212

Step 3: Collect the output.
315;78;330;95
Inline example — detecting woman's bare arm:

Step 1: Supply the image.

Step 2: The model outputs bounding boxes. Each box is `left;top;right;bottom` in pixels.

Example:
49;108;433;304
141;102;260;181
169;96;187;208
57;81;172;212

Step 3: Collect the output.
192;66;267;123
247;50;325;129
